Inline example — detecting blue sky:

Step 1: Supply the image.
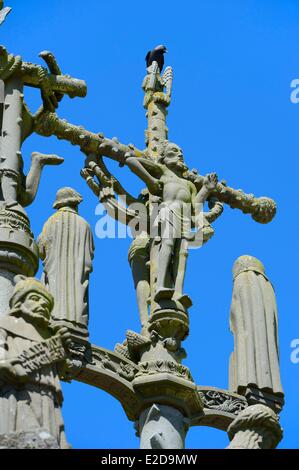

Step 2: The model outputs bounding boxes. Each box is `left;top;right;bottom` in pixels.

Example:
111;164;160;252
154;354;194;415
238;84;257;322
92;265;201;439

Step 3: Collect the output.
2;0;299;448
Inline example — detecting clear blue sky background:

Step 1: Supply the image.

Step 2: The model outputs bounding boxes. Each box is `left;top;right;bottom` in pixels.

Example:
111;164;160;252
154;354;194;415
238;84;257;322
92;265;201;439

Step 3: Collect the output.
2;0;298;448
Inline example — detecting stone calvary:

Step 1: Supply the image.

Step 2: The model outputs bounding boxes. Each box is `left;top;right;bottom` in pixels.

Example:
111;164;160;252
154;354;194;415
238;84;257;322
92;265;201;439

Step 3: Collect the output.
0;4;283;449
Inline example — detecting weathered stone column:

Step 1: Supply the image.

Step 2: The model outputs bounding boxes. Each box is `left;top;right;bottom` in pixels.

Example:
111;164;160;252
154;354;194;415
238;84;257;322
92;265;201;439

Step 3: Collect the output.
138;404;187;449
227;404;283;449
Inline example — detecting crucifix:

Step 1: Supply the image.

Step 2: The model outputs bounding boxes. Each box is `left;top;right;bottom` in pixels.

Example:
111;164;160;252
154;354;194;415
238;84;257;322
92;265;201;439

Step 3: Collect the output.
0;5;283;450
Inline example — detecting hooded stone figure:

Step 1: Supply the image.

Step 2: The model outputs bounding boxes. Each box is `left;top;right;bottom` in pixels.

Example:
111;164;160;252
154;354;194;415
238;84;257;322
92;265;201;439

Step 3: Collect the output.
0;277;70;448
229;255;284;410
38;187;94;338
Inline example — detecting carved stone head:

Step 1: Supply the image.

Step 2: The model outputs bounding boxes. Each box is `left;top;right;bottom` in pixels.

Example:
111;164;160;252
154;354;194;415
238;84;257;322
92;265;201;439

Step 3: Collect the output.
53;187;83;210
9;276;54;328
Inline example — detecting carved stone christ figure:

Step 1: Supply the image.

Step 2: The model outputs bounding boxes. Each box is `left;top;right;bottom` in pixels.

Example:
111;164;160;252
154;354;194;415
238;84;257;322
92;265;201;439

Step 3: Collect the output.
38;187;94;337
229;255;284;409
0;277;70;448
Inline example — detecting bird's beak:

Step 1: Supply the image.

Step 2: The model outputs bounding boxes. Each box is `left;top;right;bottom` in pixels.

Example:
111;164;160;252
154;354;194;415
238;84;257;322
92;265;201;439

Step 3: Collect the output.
165;49;168;53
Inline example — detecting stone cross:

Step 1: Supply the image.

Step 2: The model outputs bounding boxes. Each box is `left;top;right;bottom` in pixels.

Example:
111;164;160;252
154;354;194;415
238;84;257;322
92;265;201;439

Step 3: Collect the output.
0;5;87;315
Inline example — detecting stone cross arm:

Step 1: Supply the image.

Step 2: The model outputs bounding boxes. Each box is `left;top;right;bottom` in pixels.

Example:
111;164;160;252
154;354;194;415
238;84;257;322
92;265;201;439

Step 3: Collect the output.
33;112;276;224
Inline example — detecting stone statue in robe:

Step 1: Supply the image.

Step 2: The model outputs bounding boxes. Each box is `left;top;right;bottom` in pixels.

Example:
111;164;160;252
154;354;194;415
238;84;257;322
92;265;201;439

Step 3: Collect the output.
229;255;284;411
38;187;95;339
0;276;71;448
